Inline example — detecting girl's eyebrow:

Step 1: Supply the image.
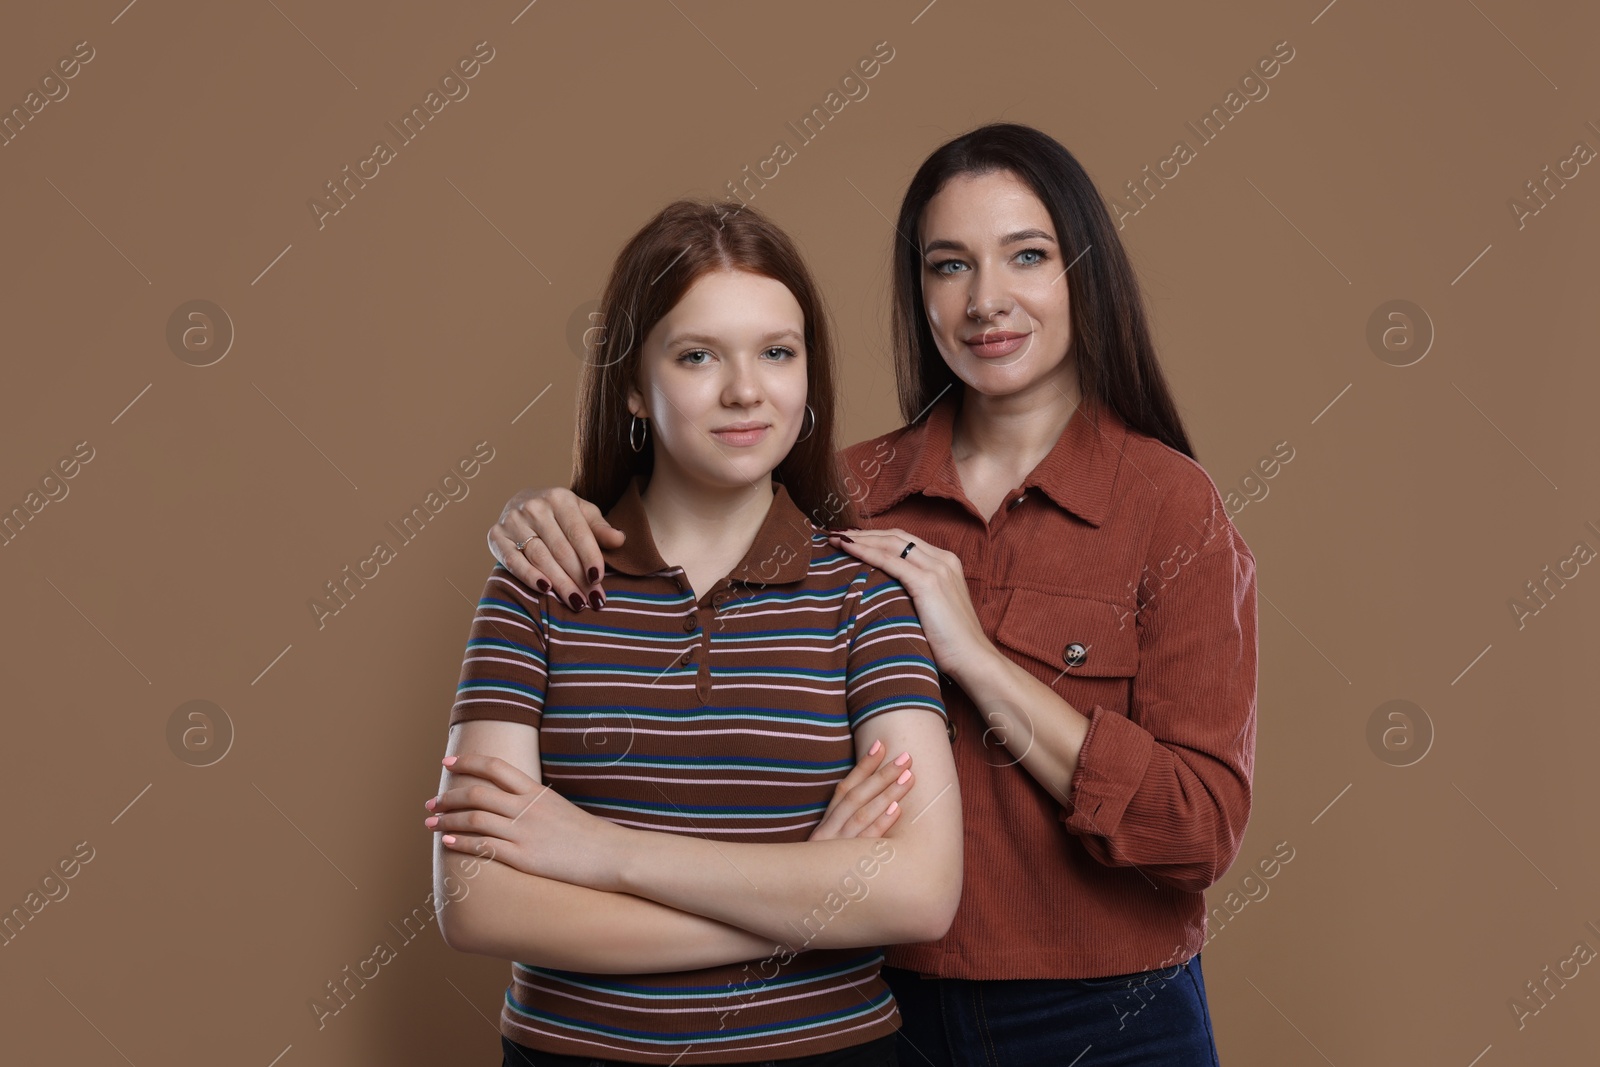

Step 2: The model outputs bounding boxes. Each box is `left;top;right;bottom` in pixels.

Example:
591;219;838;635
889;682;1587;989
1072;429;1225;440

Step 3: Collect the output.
664;328;803;347
922;228;1057;255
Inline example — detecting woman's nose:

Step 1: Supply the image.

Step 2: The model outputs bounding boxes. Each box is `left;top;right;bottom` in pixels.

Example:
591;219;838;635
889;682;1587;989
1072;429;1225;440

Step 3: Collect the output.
966;274;1013;320
722;356;764;402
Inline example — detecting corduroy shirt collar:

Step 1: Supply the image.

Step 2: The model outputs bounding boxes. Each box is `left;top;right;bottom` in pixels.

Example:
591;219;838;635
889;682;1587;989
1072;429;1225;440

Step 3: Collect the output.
600;474;815;585
858;389;1129;528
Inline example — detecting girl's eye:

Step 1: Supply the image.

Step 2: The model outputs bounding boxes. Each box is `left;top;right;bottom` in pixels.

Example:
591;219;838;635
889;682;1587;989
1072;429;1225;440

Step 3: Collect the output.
679;349;712;365
763;346;796;360
1016;248;1048;265
930;259;967;276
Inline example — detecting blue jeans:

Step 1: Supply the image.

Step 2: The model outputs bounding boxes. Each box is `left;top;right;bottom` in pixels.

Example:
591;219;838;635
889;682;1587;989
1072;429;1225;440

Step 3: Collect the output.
880;956;1221;1066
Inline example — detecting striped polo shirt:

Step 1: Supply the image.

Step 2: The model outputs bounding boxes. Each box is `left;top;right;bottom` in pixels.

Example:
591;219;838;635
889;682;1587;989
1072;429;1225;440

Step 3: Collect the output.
449;473;948;1063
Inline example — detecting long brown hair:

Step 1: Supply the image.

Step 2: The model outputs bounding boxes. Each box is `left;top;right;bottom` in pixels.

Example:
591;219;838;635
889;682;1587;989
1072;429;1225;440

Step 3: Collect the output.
889;123;1196;459
571;199;857;528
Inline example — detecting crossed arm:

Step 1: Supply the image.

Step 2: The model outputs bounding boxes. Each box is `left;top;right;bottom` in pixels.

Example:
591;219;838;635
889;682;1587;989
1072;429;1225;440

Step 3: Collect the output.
433;710;961;970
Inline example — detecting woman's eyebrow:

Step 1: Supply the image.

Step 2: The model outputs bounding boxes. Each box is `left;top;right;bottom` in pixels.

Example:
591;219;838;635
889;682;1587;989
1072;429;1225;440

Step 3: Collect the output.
922;228;1057;255
664;328;803;347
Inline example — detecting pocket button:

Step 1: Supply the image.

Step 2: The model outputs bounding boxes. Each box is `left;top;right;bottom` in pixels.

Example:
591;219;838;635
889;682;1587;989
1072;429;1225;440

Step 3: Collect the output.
1062;642;1088;667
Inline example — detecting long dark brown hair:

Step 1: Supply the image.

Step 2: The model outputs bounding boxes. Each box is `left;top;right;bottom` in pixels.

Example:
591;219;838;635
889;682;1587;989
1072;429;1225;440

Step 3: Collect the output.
890;122;1196;459
571;199;858;528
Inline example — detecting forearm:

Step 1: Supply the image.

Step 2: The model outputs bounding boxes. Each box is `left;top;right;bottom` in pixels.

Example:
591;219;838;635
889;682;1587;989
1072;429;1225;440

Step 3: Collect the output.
436;842;777;973
955;647;1248;891
950;644;1090;808
613;829;956;952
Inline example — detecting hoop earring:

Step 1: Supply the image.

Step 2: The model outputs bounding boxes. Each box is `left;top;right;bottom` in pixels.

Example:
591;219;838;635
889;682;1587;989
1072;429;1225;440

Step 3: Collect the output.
795;404;815;443
629;415;649;453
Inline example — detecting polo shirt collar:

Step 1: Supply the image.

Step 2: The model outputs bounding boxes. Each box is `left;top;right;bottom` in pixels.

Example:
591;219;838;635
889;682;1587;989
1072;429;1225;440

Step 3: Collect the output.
859;388;1128;528
601;475;815;585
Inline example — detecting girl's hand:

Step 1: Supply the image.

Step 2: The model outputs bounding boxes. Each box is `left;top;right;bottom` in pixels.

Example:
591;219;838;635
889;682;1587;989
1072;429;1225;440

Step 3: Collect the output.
826;527;994;684
427;753;626;890
809;739;916;841
489;487;623;612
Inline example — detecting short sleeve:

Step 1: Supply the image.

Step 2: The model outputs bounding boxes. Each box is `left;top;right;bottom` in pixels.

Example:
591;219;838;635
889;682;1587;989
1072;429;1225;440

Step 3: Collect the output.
844;567;948;731
449;565;548;730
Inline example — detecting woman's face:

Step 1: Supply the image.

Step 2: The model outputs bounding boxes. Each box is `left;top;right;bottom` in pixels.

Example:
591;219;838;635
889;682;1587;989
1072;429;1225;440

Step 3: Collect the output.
918;169;1075;398
629;268;809;491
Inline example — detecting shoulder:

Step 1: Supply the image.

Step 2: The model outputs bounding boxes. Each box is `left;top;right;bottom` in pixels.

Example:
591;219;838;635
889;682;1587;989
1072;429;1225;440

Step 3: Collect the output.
839;425;917;510
801;536;912;613
848;562;919;622
474;563;547;622
839;425;911;473
1115;422;1251;564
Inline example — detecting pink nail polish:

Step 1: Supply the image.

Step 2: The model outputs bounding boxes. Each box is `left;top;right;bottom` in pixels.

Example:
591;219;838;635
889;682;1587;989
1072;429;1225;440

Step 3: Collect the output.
886;801;899;815
869;740;882;756
425;816;439;828
442;834;456;845
894;751;910;766
425;798;436;811
442;756;457;767
896;769;911;785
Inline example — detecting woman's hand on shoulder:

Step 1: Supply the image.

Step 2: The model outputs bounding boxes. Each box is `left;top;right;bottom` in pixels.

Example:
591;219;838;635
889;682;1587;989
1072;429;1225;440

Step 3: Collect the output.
490;487;624;610
809;740;916;841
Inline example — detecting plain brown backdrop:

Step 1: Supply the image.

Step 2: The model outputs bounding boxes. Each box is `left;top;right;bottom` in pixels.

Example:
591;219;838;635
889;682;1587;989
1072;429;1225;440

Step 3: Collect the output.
2;1;1596;1064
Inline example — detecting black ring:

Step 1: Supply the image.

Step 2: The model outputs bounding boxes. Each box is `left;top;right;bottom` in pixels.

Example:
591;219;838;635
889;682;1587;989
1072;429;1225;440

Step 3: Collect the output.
900;541;915;559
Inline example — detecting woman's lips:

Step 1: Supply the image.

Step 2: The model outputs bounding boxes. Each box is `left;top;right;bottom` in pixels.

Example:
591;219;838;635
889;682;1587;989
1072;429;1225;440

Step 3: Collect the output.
711;425;769;446
965;333;1030;358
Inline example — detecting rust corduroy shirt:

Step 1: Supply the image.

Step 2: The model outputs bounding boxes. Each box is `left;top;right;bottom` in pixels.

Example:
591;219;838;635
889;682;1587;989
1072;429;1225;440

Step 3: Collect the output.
838;390;1258;979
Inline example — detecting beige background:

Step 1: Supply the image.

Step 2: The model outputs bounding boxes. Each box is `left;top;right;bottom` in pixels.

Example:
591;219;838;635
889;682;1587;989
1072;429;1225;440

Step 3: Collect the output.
2;1;1596;1063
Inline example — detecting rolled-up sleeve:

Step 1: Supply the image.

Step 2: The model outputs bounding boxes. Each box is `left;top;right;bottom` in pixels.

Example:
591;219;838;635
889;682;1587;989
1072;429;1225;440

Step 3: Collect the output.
1061;496;1258;893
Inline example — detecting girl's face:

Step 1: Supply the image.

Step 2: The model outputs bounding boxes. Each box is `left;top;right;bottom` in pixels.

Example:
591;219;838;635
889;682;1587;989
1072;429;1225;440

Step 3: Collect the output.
629;268;809;491
918;169;1075;399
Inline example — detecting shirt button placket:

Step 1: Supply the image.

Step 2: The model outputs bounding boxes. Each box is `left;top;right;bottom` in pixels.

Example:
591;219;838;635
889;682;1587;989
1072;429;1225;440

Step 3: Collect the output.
695;588;719;705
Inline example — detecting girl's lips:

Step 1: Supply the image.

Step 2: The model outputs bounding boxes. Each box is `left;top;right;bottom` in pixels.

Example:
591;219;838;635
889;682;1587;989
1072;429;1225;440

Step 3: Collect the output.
711;425;769;446
966;333;1029;358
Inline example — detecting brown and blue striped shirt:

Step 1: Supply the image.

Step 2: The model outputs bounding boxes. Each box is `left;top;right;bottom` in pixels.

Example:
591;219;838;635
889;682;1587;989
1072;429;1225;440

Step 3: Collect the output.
449;474;948;1063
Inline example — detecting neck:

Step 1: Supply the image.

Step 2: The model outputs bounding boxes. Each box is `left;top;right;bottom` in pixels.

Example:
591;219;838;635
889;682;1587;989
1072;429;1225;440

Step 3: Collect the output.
952;365;1082;465
638;462;775;565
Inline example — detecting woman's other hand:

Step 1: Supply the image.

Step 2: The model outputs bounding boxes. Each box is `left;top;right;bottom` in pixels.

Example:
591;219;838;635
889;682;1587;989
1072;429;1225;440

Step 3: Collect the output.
827;527;994;685
489;487;624;611
809;739;916;841
429;753;625;889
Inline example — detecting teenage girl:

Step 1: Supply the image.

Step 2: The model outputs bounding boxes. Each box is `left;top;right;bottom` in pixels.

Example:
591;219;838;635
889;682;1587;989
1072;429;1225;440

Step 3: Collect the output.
430;199;963;1065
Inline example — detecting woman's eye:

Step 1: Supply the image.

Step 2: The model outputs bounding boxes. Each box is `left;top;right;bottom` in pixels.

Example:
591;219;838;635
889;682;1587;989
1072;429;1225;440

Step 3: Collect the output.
930;259;966;275
679;349;711;365
763;346;797;360
1016;248;1048;265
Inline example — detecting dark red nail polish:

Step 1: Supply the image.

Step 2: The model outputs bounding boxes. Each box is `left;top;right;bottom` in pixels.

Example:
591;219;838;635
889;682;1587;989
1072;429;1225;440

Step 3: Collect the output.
836;534;855;543
535;578;550;594
588;566;601;582
589;591;604;609
568;592;584;611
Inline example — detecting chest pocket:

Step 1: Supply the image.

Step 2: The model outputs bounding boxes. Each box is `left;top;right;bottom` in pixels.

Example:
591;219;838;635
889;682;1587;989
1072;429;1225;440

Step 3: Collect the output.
993;589;1139;695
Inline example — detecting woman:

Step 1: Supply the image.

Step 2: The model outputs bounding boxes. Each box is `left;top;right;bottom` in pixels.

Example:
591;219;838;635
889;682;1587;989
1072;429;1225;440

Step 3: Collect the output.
476;123;1258;1063
430;198;964;1066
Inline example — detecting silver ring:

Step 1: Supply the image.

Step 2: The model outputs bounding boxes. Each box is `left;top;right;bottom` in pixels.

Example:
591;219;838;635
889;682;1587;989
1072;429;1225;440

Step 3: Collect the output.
900;541;915;559
514;532;540;552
